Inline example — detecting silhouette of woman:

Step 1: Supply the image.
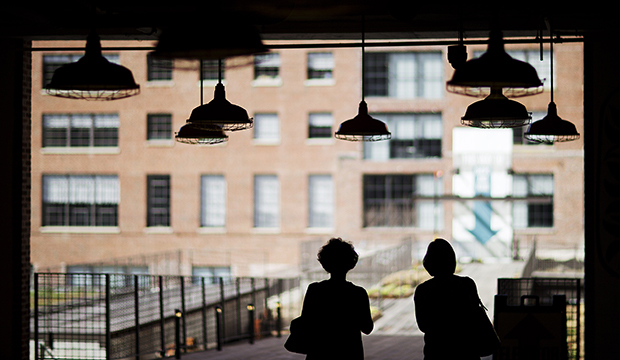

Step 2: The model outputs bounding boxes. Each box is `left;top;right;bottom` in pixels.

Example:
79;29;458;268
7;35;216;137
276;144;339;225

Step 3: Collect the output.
414;238;482;360
300;238;374;359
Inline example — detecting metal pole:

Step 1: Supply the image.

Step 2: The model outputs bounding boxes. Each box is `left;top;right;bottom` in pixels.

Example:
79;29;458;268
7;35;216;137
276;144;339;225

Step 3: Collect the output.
180;276;187;353
219;277;226;343
215;306;223;351
201;277;208;350
576;278;581;360
105;274;111;360
236;278;241;336
134;275;140;360
159;276;165;357
34;273;39;360
174;309;182;359
247;304;255;344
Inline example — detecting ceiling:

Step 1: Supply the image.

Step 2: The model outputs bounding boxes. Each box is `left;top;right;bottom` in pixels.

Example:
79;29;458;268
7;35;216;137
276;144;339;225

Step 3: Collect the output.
1;2;610;43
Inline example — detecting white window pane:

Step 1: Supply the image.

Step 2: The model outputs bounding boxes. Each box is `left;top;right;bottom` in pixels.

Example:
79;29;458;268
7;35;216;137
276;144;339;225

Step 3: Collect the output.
416;175;436;196
530;175;554;195
71;114;93;128
419;114;443;139
513;202;528;228
389;53;416;98
43;175;69;203
308;53;334;70
420;53;443;98
201;175;226;227
94;114;120;128
43;114;69;128
95;176;120;204
309;113;333;127
513;175;528;197
309;175;334;228
256;53;280;67
417;201;436;230
364;140;390;160
254;175;279;227
254;114;280;140
69;176;95;204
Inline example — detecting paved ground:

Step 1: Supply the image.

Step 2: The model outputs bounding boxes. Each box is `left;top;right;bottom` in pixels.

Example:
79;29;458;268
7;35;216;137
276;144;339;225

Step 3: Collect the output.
182;261;525;360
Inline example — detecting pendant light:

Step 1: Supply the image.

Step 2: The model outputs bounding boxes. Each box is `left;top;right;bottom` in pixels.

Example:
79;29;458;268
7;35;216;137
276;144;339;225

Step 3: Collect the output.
187;59;253;132
175;123;228;145
525;26;580;143
447;30;543;98
45;30;140;101
335;16;391;142
460;86;532;128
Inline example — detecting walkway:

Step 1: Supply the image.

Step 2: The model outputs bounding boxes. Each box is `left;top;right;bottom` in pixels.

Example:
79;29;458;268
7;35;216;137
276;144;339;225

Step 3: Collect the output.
183;260;525;360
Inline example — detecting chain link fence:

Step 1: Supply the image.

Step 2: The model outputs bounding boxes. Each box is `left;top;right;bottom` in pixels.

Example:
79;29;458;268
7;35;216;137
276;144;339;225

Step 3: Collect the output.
31;273;299;360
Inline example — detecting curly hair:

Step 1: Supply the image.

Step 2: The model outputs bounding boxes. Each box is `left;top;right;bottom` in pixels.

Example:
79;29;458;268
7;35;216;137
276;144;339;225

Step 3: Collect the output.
317;238;359;274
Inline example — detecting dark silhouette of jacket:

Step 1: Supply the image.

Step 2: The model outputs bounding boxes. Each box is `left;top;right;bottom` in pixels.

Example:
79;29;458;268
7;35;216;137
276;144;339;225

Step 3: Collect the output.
414;274;481;360
300;279;374;359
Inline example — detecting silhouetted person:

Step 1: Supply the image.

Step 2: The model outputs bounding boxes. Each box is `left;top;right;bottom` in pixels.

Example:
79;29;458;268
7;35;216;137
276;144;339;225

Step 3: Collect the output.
300;238;374;359
414;238;482;360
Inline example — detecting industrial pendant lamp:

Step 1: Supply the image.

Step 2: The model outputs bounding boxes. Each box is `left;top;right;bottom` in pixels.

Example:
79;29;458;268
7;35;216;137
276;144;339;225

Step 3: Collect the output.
460;86;532;128
152;22;267;60
446;30;543;98
335;16;391;142
187;59;253;131
45;30;140;101
525;26;580;143
175;123;228;145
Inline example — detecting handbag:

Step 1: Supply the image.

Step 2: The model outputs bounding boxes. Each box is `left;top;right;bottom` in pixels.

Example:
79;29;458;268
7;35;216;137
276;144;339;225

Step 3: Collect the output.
471;300;501;357
284;316;310;354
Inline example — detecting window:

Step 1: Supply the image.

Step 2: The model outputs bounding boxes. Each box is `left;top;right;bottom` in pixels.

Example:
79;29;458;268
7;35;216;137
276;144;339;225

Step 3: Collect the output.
364;52;443;99
67;265;148;287
147;175;170;227
42;175;119;227
254;175;280;228
192;266;231;284
513;174;554;228
147;114;172;140
254;53;280;80
147;54;173;81
308;175;334;228
43;114;119;148
43;54;119;88
201;59;224;81
363;174;442;229
307;52;334;79
512;111;552;146
253;113;280;142
308;113;333;139
201;175;226;227
364;113;442;160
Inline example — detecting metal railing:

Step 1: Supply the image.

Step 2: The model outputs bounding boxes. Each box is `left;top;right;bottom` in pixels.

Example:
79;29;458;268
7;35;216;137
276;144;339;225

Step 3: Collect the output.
31;273;299;360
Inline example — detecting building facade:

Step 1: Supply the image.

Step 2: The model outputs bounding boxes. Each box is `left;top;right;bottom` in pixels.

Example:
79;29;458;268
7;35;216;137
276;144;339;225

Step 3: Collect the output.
30;39;584;278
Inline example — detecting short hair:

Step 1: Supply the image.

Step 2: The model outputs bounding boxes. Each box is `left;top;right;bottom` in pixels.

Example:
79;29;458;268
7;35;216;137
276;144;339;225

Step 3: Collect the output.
423;238;457;276
317;238;359;274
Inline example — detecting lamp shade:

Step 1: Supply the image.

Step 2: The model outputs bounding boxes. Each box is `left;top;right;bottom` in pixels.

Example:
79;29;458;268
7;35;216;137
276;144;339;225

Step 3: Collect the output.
175;123;228;145
461;88;532;128
45;31;140;101
524;102;580;143
335;101;391;141
152;23;267;60
187;83;253;131
447;30;543;98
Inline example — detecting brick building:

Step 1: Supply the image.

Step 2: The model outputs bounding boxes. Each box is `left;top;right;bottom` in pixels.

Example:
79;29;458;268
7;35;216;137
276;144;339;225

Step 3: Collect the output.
30;39;584;278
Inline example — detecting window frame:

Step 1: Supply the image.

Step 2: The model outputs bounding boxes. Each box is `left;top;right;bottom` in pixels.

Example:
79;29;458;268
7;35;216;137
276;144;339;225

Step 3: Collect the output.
147;54;173;81
200;175;226;228
42;113;119;149
308;174;334;229
146;113;173;140
147;175;171;227
512;174;554;228
254;175;280;229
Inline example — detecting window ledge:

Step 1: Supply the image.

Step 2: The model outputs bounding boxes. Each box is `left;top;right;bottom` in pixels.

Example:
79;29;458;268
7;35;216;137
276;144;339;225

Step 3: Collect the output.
513;227;556;234
252;139;281;146
304;227;334;234
40;226;120;234
41;147;120;155
147;139;174;147
252;227;281;234
144;226;173;234
306;138;334;145
304;78;335;87
251;77;282;87
198;227;227;234
145;80;174;87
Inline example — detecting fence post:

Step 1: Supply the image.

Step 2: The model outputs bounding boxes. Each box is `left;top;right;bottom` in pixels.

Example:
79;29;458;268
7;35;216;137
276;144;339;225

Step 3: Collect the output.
276;301;282;338
180;276;187;353
219;277;225;343
215;306;223;351
134;275;140;360
175;309;183;359
201;277;208;350
105;274;111;360
159;276;165;357
236;277;241;336
34;273;39;360
247;304;255;344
